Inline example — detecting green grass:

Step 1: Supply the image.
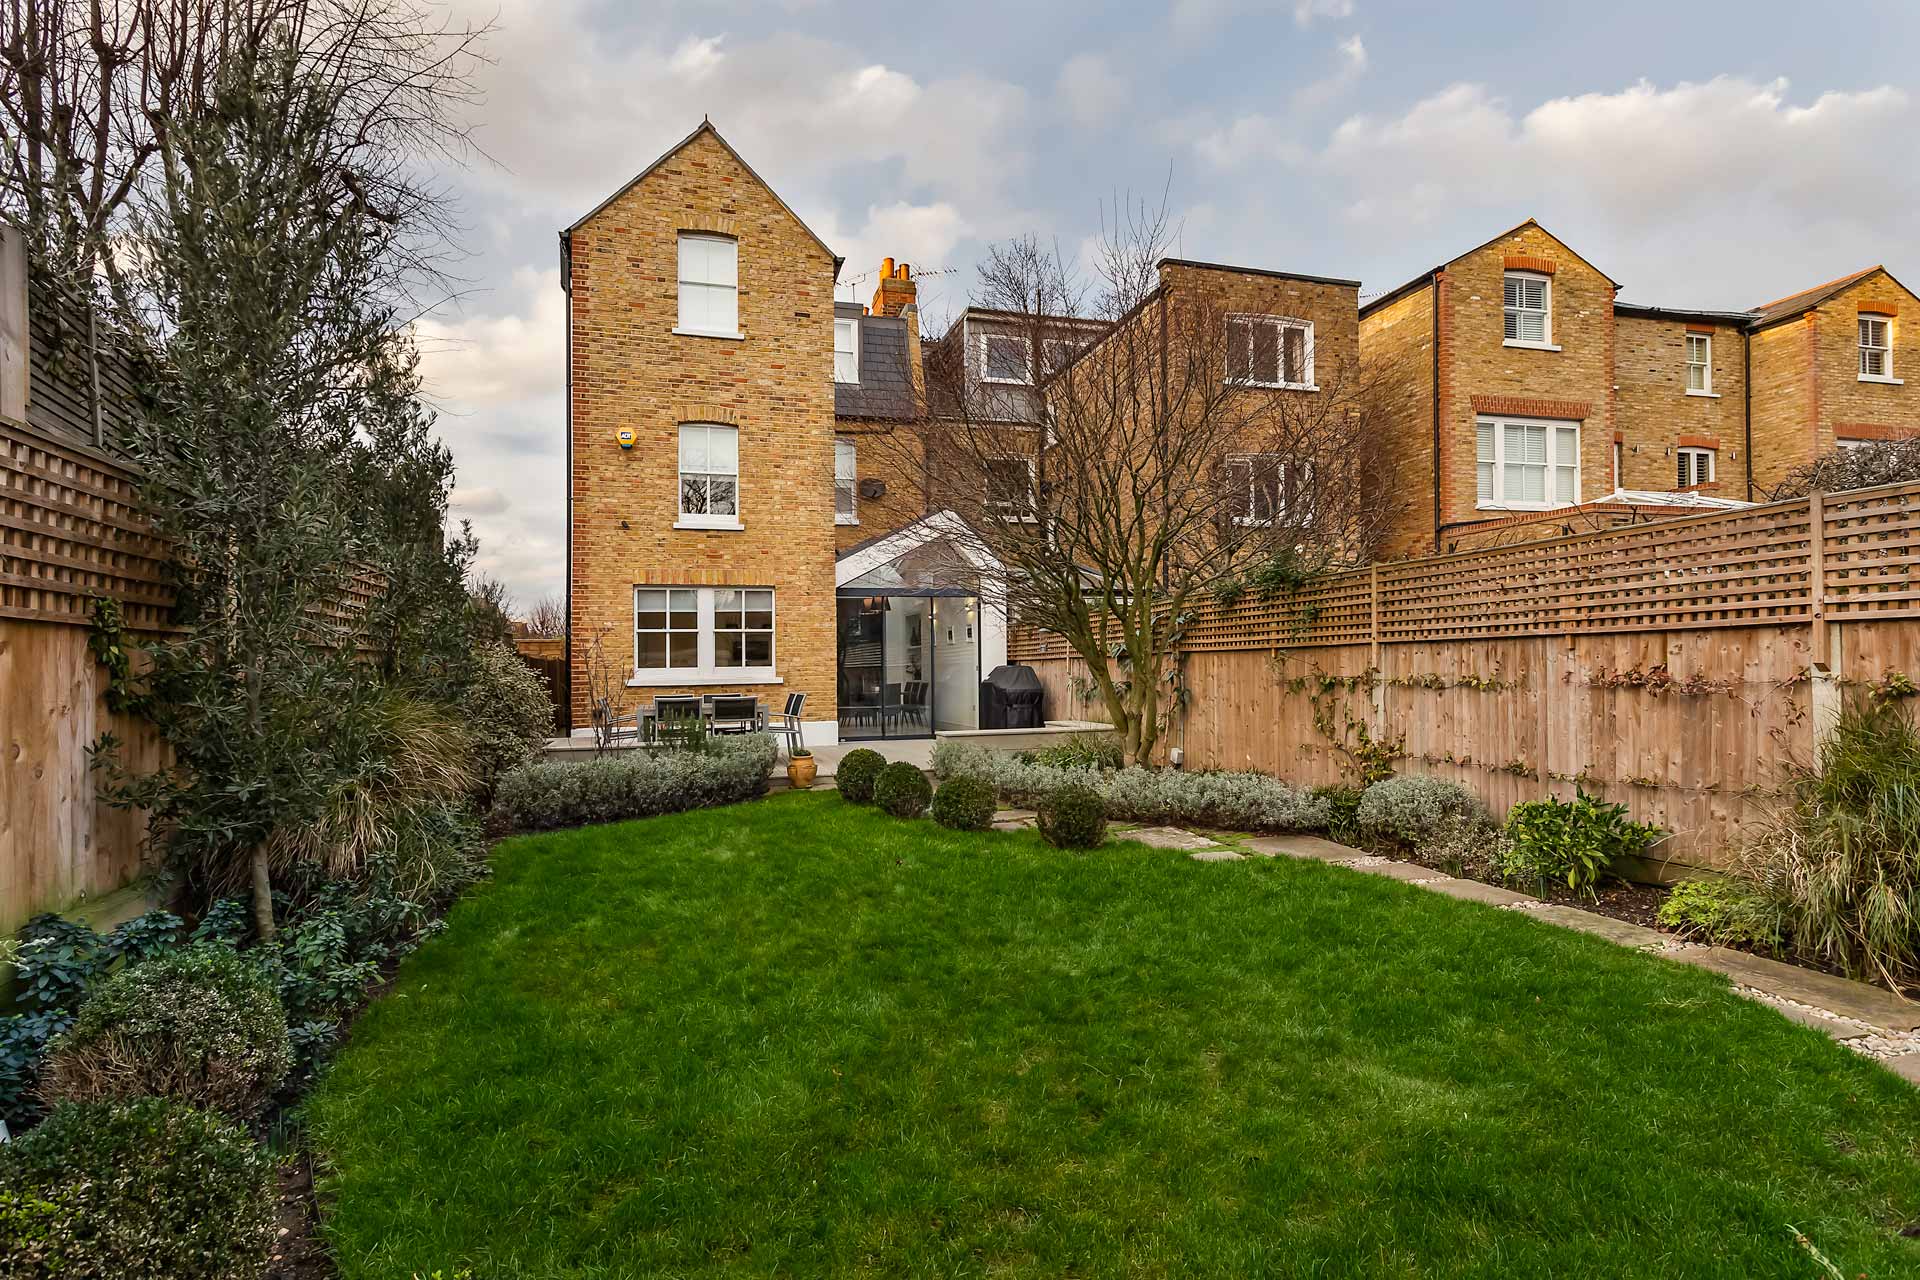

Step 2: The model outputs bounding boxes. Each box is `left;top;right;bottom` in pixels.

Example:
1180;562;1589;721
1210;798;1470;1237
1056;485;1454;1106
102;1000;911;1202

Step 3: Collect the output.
309;793;1920;1278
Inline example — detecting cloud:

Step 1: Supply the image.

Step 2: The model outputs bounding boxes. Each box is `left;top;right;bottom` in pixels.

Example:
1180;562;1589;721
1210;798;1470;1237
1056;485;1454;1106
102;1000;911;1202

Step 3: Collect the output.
1322;76;1914;231
1294;33;1367;108
414;267;564;410
450;486;511;517
1294;0;1354;25
1057;53;1127;129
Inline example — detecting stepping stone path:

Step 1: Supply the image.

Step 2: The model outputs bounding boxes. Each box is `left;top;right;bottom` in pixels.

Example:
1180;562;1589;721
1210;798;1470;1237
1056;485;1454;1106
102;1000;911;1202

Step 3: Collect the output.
1206;828;1920;1085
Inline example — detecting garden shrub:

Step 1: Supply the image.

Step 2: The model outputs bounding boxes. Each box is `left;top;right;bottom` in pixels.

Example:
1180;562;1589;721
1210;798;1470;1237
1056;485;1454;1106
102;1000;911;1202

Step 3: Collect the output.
1038;783;1107;850
1313;785;1364;844
11;914;114;1014
460;640;554;797
1744;700;1920;985
874;762;932;818
931;777;997;831
105;910;186;964
191;897;254;948
1417;811;1502;879
0;1098;274;1279
491;732;776;832
1356;775;1486;848
1657;876;1784;950
42;945;291;1118
1026;732;1123;772
835;747;888;804
933;741;1329;832
1497;788;1661;897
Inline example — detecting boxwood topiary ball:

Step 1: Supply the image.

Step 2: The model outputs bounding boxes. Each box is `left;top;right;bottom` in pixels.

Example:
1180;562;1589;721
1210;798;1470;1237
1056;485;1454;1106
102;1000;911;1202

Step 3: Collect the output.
874;761;933;818
1038;782;1107;849
931;776;997;831
835;748;888;804
0;1098;275;1279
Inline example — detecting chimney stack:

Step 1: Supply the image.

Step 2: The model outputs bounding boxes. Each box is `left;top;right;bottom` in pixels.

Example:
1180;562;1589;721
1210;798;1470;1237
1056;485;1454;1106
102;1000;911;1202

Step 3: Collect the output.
871;259;916;318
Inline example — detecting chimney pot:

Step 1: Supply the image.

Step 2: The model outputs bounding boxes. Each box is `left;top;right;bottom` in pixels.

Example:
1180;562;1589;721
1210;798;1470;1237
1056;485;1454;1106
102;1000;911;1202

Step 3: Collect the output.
871;256;917;318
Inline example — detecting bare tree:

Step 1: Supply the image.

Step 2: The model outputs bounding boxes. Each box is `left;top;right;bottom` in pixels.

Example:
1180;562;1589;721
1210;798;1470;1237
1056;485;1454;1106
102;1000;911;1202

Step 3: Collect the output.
1769;437;1920;501
876;205;1406;765
1;0;488;293
522;593;566;639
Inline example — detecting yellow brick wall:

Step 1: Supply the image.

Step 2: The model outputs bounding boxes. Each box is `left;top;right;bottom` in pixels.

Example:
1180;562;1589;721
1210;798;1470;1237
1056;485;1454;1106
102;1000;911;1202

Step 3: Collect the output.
833;421;926;552
1357;282;1435;556
567;128;840;729
1613;314;1750;496
1439;225;1616;537
1747;317;1814;496
1812;272;1918;451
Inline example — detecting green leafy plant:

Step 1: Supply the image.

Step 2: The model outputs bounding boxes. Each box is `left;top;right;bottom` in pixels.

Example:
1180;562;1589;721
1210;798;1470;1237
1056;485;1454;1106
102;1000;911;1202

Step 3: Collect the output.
42;945;291;1118
1497;788;1661;897
459;641;554;798
835;748;888;804
1027;732;1123;772
1312;785;1364;845
191;897;254;948
105;909;185;964
0;1098;274;1279
1657;877;1784;950
1038;783;1107;850
11;914;113;1013
930;777;997;831
1745;700;1920;986
873;762;933;819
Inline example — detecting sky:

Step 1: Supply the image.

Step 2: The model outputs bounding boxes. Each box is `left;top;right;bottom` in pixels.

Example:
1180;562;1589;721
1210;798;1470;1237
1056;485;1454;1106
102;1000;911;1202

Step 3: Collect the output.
420;0;1920;612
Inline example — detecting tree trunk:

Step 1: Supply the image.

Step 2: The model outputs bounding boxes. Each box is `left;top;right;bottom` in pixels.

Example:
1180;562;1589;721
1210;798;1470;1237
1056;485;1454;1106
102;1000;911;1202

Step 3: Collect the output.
250;845;276;942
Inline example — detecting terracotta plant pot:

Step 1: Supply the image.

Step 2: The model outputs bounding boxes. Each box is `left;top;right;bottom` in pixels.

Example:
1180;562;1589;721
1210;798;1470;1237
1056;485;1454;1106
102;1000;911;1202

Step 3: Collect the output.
786;755;817;789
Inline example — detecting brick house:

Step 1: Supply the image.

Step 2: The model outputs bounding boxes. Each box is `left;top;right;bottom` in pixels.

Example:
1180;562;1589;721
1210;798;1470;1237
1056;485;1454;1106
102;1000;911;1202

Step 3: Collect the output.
1359;219;1920;555
561;124;1915;735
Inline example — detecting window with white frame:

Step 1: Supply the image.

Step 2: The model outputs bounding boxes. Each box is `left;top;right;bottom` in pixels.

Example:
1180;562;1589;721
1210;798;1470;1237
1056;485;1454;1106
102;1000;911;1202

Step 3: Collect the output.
1860;316;1893;379
982;333;1032;384
1225;315;1313;389
834;318;860;383
1503;273;1551;345
834;437;858;524
983;456;1035;518
634;586;775;681
1686;333;1712;393
1837;437;1875;451
1225;455;1315;525
1676;446;1715;488
1476;417;1579;509
677;423;739;526
676;234;738;336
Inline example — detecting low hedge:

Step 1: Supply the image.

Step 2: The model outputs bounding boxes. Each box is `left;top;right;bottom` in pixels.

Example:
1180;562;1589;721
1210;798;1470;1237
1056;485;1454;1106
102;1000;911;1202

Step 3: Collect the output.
1354;775;1486;848
873;762;932;818
41;945;291;1119
932;741;1330;832
491;733;776;832
0;1098;275;1279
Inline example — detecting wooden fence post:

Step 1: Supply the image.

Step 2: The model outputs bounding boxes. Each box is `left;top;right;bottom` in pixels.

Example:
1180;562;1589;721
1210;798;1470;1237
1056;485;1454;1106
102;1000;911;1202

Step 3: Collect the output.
1807;490;1843;764
1368;565;1384;736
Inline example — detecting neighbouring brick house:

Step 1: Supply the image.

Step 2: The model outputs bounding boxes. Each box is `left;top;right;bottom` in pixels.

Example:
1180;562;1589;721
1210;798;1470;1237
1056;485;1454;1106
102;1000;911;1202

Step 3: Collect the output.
1358;219;1920;555
563;124;1916;735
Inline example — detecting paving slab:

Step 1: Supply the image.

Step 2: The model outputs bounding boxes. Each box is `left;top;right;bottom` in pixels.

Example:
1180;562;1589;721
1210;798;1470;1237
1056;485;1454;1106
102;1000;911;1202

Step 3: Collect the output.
1885;1055;1920;1085
989;819;1032;832
1737;990;1873;1040
1522;904;1666;949
1123;826;1225;852
1243;834;1369;862
1668;946;1920;1032
1189;848;1247;862
1417;877;1540;908
1336;858;1439;883
992;809;1037;823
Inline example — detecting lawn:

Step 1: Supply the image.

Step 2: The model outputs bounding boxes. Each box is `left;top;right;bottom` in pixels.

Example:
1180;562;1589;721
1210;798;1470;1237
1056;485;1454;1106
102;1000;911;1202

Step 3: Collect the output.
309;792;1920;1278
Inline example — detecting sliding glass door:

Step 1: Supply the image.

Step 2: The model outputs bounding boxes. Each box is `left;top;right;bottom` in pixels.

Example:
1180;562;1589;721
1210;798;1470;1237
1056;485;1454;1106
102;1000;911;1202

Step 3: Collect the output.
836;596;933;740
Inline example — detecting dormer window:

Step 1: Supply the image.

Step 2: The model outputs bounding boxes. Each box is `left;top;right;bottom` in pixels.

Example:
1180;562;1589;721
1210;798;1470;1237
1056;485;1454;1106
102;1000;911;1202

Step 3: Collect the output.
834;318;859;383
982;334;1032;385
1503;273;1551;347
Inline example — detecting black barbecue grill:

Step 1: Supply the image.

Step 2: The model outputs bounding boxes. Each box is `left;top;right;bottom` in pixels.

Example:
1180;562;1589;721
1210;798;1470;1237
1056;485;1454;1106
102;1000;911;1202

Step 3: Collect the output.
979;664;1045;729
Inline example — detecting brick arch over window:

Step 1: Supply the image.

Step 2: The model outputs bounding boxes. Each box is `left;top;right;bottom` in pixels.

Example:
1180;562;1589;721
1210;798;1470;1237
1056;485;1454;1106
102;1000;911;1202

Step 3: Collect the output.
672;402;740;426
676;214;739;238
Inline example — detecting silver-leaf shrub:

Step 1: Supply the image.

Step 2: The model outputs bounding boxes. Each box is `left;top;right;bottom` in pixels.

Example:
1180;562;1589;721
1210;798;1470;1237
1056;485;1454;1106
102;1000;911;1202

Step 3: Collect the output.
492;733;777;832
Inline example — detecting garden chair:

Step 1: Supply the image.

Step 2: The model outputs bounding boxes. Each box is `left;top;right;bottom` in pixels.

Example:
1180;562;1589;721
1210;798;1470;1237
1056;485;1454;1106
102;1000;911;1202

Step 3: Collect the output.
708;695;762;735
765;691;807;755
650;695;704;746
591;697;642;748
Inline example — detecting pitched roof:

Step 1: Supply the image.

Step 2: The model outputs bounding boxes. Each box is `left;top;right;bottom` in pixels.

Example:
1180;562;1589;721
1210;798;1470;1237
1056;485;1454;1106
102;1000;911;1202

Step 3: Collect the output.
560;119;842;276
1747;266;1883;329
1359;217;1621;319
1156;257;1361;289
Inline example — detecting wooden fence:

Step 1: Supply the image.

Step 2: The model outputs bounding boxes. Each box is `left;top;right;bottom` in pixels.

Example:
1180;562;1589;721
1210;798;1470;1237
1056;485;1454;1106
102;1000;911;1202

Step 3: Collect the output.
1009;482;1920;873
